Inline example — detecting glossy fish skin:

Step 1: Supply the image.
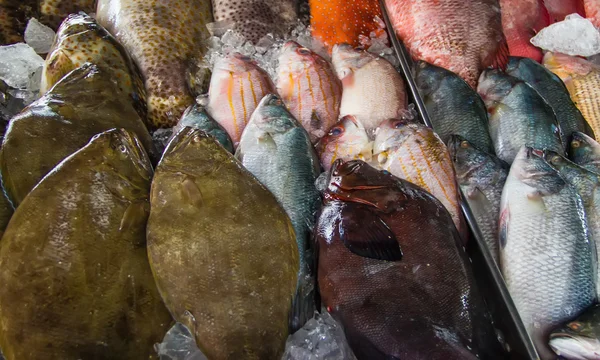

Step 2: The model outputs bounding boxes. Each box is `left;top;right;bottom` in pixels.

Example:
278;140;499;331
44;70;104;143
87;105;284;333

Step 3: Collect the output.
276;41;342;144
96;0;213;128
477;69;563;164
373;119;467;238
507;57;593;141
543;0;586;23
0;128;172;360
499;146;595;360
585;0;600;28
236;94;321;332
39;0;95;29
499;0;549;62
549;303;600;360
332;44;407;136
414;61;494;154
207;53;275;146
317;160;504;359
385;0;509;88
147;127;298;359
0;0;37;45
315;115;372;172
448;135;508;263
570;131;600;174
0;64;156;206
173;104;234;153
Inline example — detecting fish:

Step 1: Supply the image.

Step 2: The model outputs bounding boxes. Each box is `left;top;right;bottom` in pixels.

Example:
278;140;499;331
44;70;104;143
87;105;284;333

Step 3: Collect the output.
543;0;586;23
506;56;594;140
39;0;95;30
585;0;600;27
315;115;372;172
499;146;596;359
499;0;550;62
173;103;234;153
0;128;172;360
477;69;563;164
0;64;156;206
448;135;508;263
384;0;509;88
331;44;407;136
316;159;505;359
549;303;600;360
0;0;37;45
543;52;600;140
309;0;384;52
96;0;213;128
146;127;299;359
414;61;494;154
570;131;600;173
236;94;321;332
373;119;467;239
276;40;342;144
206;53;276;146
41;12;147;122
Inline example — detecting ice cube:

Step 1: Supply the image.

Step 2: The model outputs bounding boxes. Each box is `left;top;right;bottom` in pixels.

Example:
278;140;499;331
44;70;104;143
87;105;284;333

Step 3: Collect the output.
206;20;236;38
152;128;174;155
24;18;56;54
531;13;600;57
155;323;208;360
0;43;44;90
221;30;246;49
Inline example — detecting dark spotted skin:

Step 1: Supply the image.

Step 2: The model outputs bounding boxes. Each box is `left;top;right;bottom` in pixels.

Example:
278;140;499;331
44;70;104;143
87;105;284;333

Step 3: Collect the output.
0;0;36;45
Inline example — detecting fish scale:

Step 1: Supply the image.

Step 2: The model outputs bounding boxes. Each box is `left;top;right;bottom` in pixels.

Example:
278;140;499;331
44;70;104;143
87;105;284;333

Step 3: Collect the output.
586;0;600;27
569;131;600;174
499;0;549;62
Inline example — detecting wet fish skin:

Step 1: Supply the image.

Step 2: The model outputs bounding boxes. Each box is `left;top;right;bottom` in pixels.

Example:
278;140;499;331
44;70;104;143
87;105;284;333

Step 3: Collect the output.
414;61;494;154
0;0;37;45
317;160;504;359
207;53;275;146
549;303;600;360
477;69;563;164
499;0;549;62
0;128;172;360
0;64;156;206
570;131;600;174
315;115;372;172
96;0;213;128
499;146;596;360
448;135;508;263
147;127;299;359
173;104;234;153
39;0;95;29
585;0;600;27
332;44;407;136
276;41;342;144
543;0;585;23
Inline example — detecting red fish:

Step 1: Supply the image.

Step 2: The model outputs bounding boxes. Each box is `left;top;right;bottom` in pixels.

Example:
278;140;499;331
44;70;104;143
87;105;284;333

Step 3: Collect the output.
585;0;600;27
543;0;586;23
500;0;550;62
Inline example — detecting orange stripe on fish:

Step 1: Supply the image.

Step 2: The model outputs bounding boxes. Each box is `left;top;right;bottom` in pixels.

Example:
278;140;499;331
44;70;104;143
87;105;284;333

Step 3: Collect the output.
228;71;237;137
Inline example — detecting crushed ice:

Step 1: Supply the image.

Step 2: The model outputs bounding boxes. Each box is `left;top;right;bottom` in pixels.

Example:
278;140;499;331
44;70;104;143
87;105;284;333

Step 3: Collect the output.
155;323;208;360
531;14;600;57
24;18;56;54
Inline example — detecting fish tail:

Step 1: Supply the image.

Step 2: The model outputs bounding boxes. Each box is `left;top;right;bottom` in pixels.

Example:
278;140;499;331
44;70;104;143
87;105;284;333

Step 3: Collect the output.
489;36;510;71
289;268;317;333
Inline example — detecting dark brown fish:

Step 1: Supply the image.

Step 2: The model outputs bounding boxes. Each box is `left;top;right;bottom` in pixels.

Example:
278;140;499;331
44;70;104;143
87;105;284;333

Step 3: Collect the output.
39;0;95;30
0;0;36;45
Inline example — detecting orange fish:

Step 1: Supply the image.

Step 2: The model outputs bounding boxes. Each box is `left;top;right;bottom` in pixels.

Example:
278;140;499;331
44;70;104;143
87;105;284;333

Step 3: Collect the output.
543;0;586;23
585;0;600;27
500;0;550;62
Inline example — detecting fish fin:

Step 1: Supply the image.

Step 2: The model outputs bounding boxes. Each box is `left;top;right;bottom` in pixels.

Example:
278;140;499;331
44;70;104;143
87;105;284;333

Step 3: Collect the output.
119;201;150;245
338;203;402;261
466;186;493;215
310;110;322;130
181;177;203;208
488;37;510;71
289;271;316;333
499;206;510;249
526;189;547;213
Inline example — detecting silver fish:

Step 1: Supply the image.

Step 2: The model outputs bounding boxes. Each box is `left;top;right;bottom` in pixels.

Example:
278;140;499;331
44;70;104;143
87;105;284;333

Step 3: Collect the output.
549;303;600;360
570;131;600;174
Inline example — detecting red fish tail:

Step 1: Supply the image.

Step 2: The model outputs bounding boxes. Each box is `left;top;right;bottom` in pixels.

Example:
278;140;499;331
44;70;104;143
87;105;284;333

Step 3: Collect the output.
489;36;510;71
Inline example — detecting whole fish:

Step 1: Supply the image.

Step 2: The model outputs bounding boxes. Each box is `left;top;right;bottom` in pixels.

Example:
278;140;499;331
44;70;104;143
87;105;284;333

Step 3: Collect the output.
0;128;172;360
315;115;372;171
96;0;213;128
373;119;466;238
173;104;234;153
549;303;600;360
332;44;407;136
41;12;147;122
570;131;600;173
0;0;37;45
39;0;95;29
206;53;275;146
448;135;508;263
414;61;494;153
316;160;504;359
499;0;550;62
236;94;321;332
544;52;600;139
499;146;596;359
477;69;563;164
276;41;342;143
147;127;299;359
506;56;593;140
384;0;509;88
586;0;600;27
543;0;586;23
0;64;156;206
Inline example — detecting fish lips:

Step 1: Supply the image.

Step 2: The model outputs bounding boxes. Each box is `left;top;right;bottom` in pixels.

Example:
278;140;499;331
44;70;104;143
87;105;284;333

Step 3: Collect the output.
549;332;600;360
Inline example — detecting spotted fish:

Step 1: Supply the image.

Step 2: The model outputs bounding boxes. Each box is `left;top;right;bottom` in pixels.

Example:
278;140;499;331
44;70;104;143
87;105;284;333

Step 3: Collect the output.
0;0;36;45
39;0;95;30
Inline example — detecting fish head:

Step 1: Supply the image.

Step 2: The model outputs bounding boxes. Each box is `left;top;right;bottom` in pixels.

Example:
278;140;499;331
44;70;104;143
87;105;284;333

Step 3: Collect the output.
214;52;260;75
550;310;600;360
162;126;229;171
331;43;373;81
178;104;214;131
512;146;565;195
570;132;600;167
476;69;516;105
543;149;573;172
315;115;372;171
414;61;445;96
247;94;297;134
55;12;96;37
279;41;329;72
373;119;440;167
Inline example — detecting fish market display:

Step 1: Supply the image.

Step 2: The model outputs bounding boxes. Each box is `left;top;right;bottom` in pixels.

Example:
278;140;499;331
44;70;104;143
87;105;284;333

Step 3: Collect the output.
0;0;37;45
0;128;172;360
39;0;95;30
570;131;600;173
414;61;494;153
506;56;593;140
544;52;600;138
146;127;299;359
499;146;596;359
0;64;156;206
173;104;234;153
96;0;213;128
549;303;600;360
207;52;275;145
373;119;466;238
585;0;600;27
315;115;372;171
499;0;549;62
477;69;563;164
309;0;383;52
236;94;321;332
276;41;342;143
448;135;508;263
316;160;503;359
384;0;509;88
332;44;407;135
543;0;586;23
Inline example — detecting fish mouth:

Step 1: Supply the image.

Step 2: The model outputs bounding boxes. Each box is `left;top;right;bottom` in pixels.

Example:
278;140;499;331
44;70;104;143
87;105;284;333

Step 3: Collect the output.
283;40;300;52
549;332;600;359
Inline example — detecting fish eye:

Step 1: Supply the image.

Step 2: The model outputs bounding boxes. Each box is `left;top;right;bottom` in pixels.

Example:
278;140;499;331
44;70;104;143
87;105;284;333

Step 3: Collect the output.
329;127;344;136
568;322;583;331
460;141;470;149
393;121;403;129
297;48;311;55
192;134;202;143
118;144;127;153
572;140;581;148
552;155;562;164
